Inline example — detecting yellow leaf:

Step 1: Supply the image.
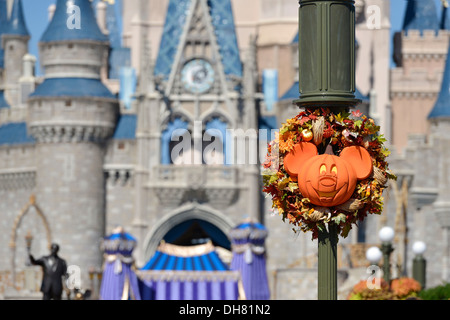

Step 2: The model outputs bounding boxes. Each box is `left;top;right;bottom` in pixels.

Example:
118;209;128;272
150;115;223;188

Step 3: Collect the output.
278;178;290;190
365;186;371;197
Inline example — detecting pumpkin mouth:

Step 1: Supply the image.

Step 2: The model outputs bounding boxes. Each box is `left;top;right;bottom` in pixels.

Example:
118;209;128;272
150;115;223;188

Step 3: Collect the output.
317;191;338;198
306;180;349;205
317;190;338;203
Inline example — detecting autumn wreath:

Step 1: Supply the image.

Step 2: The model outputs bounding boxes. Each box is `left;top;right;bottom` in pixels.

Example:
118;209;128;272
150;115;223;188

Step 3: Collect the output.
262;107;396;239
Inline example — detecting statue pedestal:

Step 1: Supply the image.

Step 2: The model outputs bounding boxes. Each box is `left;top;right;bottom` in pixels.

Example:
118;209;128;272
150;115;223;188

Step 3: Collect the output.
24;267;37;292
3;286;42;300
2;268;42;300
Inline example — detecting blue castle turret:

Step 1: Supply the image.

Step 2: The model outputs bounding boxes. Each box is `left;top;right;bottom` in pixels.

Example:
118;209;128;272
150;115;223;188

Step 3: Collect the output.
403;0;440;35
31;0;114;100
5;0;29;36
1;0;31;107
40;0;108;43
27;0;119;288
0;0;33;148
428;42;450;119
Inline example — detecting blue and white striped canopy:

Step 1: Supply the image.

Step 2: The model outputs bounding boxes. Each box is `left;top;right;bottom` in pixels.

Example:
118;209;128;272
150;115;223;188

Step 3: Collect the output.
137;242;242;300
141;242;228;272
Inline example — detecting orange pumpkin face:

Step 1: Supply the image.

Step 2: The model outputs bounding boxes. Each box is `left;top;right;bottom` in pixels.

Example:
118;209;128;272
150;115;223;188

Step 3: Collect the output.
284;142;373;207
299;154;357;206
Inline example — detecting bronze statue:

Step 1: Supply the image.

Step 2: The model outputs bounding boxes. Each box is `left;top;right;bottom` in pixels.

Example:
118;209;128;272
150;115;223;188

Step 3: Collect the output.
29;243;68;300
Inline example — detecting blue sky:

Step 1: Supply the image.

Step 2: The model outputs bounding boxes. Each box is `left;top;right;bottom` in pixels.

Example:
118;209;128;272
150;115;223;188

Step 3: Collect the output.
21;0;445;75
391;0;444;30
23;0;55;75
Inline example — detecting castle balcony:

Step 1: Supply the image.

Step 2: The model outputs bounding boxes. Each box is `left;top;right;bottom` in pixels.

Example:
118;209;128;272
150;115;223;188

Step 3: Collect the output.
0;167;36;191
149;165;242;208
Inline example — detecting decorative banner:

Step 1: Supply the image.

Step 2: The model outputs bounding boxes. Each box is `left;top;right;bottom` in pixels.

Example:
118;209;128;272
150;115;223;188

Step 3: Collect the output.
263;107;396;239
119;66;136;109
262;69;278;112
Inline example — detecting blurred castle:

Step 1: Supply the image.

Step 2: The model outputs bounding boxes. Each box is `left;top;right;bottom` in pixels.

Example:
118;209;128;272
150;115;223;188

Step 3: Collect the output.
0;0;449;299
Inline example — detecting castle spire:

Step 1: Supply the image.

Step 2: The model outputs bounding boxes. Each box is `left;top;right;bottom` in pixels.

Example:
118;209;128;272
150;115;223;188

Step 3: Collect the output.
5;0;30;36
1;0;30;107
154;0;242;80
440;0;450;30
0;0;8;69
403;0;439;35
105;0;121;49
0;0;7;26
428;42;450;119
40;0;108;43
32;0;114;97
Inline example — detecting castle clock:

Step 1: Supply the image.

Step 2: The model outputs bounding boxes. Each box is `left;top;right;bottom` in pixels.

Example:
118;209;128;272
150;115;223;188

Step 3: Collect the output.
181;59;215;94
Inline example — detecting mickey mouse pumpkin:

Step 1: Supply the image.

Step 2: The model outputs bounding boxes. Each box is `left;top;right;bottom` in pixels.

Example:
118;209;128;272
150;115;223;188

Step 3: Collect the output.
284;142;373;207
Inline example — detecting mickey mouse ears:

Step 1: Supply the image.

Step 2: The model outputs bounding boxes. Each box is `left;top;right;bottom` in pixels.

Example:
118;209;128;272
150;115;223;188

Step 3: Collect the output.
284;142;373;180
284;142;318;181
340;146;373;180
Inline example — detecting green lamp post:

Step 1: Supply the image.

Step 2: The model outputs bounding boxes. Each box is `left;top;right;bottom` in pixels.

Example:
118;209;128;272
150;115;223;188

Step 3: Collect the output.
296;0;360;109
318;224;339;300
412;241;427;290
379;226;395;285
296;0;359;300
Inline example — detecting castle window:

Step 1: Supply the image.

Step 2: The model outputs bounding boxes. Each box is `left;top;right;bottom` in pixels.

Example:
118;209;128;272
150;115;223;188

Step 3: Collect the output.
68;43;74;49
161;117;190;165
118;142;125;150
9;45;13;51
65;100;72;107
202;130;224;165
161;116;228;165
204;117;228;165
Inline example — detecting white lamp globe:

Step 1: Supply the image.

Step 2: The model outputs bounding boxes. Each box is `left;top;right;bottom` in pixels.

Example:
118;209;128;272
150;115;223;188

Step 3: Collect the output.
379;226;395;242
366;246;382;264
412;241;427;255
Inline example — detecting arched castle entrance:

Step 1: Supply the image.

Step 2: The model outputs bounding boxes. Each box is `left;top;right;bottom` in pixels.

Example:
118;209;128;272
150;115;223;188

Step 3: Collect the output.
143;203;234;262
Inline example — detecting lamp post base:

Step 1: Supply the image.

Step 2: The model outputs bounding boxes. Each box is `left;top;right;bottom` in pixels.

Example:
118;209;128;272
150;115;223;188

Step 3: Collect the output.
413;255;426;290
